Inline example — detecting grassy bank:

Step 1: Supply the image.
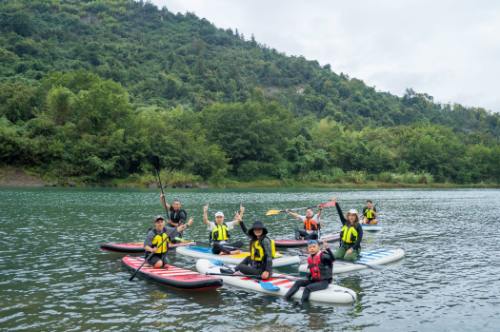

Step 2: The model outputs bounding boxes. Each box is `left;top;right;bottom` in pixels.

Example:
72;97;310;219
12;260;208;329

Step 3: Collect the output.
1;167;499;189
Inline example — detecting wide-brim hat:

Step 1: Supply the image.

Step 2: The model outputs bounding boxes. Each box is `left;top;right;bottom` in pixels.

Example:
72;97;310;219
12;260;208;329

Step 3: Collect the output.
248;220;268;238
345;209;359;219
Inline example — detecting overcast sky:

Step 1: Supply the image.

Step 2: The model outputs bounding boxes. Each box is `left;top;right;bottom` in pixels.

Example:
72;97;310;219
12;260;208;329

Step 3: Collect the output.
151;0;500;112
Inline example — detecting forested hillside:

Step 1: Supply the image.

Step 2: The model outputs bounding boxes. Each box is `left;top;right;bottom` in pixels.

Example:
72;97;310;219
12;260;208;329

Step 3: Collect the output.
0;0;499;186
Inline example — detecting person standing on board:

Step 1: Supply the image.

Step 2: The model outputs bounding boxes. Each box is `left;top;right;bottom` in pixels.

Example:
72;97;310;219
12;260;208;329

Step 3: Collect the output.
286;207;322;240
160;193;187;242
282;240;334;305
202;203;245;255
144;215;193;268
332;196;363;262
362;200;378;225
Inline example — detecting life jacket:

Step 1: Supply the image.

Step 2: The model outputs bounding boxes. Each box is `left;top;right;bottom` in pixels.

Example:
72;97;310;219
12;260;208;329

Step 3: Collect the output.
304;217;321;231
307;251;333;281
211;223;230;242
365;208;375;219
341;225;358;244
150;228;169;254
251;237;277;263
170;208;187;225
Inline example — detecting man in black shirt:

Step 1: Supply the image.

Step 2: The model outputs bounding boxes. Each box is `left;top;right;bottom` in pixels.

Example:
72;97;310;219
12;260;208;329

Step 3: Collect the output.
161;193;187;241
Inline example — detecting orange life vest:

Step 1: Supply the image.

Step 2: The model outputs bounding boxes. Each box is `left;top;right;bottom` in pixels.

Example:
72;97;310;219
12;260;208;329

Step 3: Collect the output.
304;218;321;231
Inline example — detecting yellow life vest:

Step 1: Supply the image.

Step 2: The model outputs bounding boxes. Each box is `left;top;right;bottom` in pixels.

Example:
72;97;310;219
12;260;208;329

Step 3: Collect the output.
211;224;230;241
341;225;358;244
365;209;375;219
251;237;277;261
151;230;169;254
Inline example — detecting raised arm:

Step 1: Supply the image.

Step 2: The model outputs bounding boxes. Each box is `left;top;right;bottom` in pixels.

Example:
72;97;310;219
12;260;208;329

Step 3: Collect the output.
333;196;347;225
202;204;212;227
317;206;323;218
286;209;302;219
160;193;171;210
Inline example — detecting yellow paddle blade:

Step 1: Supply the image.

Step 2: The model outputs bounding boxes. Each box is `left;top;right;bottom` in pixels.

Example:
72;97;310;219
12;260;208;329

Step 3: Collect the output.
266;210;282;216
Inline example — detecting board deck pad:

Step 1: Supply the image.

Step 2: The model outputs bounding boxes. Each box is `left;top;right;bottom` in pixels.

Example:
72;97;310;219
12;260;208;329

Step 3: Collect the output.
274;232;340;248
121;256;222;290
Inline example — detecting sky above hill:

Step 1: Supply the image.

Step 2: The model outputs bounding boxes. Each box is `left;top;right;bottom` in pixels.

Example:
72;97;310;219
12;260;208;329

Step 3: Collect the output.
152;0;500;112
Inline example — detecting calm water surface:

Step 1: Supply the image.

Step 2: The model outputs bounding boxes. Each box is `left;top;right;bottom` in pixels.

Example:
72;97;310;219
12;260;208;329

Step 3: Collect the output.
0;187;499;331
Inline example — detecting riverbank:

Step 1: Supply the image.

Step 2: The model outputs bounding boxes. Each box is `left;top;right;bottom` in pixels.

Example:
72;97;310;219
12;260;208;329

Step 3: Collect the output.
1;167;499;189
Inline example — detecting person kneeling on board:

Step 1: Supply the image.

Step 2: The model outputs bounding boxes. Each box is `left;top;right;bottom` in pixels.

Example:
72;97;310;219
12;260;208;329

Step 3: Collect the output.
160;193;187;242
282;240;334;305
144;215;194;269
231;219;276;280
203;203;244;255
362;200;378;225
286;207;322;240
332;196;363;262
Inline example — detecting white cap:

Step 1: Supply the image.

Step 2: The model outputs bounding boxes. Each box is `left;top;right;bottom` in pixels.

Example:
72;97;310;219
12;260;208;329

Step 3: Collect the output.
215;211;224;217
348;209;359;215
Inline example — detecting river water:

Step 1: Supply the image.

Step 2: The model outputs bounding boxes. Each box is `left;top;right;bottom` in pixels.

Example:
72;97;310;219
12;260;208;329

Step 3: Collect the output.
0;187;499;331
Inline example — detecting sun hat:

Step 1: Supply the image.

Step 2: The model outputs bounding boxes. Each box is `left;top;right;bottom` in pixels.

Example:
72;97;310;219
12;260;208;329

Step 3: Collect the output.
215;211;224;217
248;220;268;238
345;209;360;219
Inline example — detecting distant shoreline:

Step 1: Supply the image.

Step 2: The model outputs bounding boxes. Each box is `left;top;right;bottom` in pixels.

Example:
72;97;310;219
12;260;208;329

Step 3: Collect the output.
1;167;498;189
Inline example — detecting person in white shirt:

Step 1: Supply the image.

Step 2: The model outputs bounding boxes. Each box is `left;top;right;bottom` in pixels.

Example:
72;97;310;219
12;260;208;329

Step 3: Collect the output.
203;203;245;255
286;207;322;240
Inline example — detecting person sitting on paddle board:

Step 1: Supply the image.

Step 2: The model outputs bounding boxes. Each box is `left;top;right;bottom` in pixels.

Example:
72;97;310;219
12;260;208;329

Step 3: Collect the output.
203;203;244;256
160;193;187;242
332;197;363;262
362;200;378;225
286;207;322;240
282;240;334;305
233;219;276;280
144;215;194;269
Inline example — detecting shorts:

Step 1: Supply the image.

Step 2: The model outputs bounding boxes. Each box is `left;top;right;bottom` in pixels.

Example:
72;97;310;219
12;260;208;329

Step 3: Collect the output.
148;252;170;267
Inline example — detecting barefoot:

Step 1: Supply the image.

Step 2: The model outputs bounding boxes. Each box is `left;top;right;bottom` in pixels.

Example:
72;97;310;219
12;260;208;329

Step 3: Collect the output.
230;250;241;255
219;252;228;256
164;264;170;269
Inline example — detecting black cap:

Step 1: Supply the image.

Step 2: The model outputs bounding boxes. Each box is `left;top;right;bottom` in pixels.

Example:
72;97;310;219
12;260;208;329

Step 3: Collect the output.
249;220;268;238
154;215;165;223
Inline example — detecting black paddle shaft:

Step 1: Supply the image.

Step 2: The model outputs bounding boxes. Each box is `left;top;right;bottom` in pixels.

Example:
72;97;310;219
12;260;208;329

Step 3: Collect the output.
149;155;170;220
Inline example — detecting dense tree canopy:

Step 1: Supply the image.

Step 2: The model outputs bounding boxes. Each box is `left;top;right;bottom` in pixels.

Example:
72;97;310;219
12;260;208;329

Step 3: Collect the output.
0;0;498;185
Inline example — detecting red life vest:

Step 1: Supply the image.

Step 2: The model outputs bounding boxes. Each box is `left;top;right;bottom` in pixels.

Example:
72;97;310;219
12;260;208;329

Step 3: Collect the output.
307;251;326;281
304;218;321;231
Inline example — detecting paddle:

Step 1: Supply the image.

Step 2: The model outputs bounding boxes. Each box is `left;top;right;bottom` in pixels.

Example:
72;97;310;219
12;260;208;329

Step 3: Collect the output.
175;237;239;250
266;199;339;216
266;206;318;216
148;155;170;220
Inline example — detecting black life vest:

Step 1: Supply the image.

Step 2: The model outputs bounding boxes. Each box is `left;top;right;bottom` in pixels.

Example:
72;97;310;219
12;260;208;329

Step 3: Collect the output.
170;208;187;225
307;251;333;281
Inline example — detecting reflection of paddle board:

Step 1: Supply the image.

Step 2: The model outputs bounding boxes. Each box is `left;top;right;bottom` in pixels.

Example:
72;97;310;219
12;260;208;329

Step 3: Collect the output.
176;246;300;267
299;249;404;274
274;232;340;248
121;256;222;290
361;223;382;232
196;259;356;304
100;241;195;253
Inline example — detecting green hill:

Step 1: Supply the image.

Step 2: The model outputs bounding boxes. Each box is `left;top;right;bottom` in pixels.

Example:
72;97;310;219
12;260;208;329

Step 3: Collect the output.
0;0;499;186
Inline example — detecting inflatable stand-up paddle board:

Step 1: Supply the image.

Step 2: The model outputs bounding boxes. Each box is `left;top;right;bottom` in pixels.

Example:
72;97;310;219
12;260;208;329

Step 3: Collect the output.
299;248;404;274
101;241;195;253
176;246;300;268
121;256;222;290
196;259;356;304
274;232;340;248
